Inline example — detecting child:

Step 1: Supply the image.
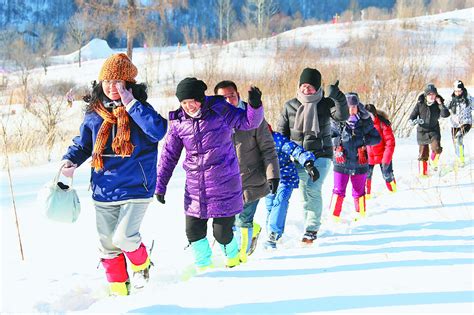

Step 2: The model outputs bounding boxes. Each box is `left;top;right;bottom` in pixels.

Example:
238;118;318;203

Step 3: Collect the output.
329;93;381;221
265;124;319;248
155;77;264;270
61;53;168;296
448;80;472;165
364;103;396;198
409;83;450;176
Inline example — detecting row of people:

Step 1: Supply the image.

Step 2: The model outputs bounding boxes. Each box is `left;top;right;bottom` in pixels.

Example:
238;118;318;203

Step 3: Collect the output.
60;53;470;296
409;81;472;176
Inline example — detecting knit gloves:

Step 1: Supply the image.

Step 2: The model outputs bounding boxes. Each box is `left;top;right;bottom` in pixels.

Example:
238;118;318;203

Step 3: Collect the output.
358;146;368;164
334;146;345;164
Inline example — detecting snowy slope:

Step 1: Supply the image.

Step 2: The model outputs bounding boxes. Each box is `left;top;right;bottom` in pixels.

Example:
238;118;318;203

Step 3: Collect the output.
1;118;473;314
7;8;473;90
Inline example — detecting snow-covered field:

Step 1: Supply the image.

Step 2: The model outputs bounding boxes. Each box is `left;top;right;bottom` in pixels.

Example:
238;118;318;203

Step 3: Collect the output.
1;125;473;313
1;8;473;314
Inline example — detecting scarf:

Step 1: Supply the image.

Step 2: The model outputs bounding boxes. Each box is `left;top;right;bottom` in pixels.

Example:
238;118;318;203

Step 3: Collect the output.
294;88;323;136
91;100;134;171
186;108;202;118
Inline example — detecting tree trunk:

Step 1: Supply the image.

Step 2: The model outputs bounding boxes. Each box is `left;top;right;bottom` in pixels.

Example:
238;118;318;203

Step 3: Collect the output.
127;29;133;60
127;0;137;60
78;47;82;68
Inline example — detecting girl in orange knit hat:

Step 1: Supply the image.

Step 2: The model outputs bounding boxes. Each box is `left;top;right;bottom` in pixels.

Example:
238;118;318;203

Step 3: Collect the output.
61;53;168;296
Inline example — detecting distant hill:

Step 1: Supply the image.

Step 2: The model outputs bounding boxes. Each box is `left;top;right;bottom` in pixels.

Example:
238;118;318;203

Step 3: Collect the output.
1;0;396;47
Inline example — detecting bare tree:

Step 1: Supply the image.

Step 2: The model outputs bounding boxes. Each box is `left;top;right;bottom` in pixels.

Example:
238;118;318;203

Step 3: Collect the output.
181;25;198;59
215;0;234;43
76;0;187;60
36;30;56;75
143;25;166;93
8;38;37;107
25;83;73;161
243;0;279;38
67;13;91;68
394;0;426;18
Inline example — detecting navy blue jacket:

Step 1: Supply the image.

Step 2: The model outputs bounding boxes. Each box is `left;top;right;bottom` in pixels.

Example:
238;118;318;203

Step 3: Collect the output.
332;108;381;175
63;101;167;202
272;132;316;188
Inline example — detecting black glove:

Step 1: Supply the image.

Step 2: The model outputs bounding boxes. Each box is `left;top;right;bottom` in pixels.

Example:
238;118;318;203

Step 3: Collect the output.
327;80;343;100
248;86;262;109
155;193;165;204
268;178;279;194
304;160;320;182
436;95;444;106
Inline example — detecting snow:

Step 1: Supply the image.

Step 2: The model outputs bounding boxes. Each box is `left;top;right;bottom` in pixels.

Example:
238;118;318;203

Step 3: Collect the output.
1;7;474;314
8;7;471;91
1;124;473;313
50;38;115;64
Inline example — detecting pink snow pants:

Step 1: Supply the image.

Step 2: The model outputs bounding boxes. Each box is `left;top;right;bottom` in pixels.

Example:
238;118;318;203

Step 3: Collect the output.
332;171;367;198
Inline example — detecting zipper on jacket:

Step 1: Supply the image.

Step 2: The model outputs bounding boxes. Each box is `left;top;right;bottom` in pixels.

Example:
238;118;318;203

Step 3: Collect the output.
194;119;207;217
138;162;149;192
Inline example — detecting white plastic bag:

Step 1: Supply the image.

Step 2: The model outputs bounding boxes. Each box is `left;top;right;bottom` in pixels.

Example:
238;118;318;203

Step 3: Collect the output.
37;165;81;223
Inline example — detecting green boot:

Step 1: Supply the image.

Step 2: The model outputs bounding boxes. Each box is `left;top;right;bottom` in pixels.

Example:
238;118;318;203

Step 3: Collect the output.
220;237;240;268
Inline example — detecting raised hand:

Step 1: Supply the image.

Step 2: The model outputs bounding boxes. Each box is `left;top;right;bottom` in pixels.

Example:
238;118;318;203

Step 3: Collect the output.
116;82;135;106
327;80;341;100
248;86;262;109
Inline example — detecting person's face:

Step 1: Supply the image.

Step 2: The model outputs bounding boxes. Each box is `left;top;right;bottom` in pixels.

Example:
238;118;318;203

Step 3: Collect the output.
426;92;436;103
299;83;316;95
217;86;239;106
454;89;463;96
181;99;202;115
102;80;125;101
349;105;358;116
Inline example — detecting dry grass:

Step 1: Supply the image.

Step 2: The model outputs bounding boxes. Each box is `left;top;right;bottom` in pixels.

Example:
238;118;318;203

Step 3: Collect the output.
2;17;469;168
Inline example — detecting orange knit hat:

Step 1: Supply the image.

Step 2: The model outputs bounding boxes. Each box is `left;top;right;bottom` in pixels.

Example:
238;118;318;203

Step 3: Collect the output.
98;53;138;83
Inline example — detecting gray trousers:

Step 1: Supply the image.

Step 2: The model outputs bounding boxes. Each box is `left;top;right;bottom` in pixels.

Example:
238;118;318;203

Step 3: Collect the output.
95;201;150;259
296;158;331;232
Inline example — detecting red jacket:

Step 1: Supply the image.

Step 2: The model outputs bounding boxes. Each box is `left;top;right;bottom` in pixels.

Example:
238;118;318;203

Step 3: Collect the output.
367;114;395;165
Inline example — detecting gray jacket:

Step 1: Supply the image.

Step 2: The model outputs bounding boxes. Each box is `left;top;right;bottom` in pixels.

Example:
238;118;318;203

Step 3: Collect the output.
233;102;280;203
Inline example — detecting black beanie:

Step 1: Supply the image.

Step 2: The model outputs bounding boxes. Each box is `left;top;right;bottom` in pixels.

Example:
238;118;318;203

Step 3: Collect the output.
365;104;377;116
454;80;464;91
299;68;321;90
424;83;437;96
176;77;207;102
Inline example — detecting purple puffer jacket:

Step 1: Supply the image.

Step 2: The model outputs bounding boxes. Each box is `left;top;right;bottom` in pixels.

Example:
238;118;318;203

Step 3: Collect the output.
155;96;264;219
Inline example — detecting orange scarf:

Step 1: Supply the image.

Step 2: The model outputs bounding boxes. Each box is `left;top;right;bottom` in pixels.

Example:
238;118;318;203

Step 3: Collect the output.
91;101;134;171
